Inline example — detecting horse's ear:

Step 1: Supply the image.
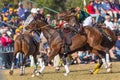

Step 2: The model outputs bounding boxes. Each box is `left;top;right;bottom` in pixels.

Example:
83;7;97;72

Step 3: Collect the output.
69;8;76;13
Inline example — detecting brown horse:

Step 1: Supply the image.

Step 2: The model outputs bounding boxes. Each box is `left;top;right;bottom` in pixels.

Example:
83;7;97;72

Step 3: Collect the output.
57;9;117;74
24;13;116;76
9;31;40;76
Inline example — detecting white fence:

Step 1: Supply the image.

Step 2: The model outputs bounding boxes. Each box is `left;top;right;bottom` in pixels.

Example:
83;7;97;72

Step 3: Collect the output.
0;46;14;54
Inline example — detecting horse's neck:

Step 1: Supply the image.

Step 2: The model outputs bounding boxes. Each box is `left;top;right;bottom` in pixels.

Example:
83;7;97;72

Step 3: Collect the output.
69;16;79;26
42;27;59;42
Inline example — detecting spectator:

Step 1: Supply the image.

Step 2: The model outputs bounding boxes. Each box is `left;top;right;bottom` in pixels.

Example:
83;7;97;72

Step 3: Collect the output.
1;16;9;28
104;15;116;30
1;3;8;13
114;34;120;60
1;12;5;21
71;52;81;64
109;46;117;60
37;8;46;22
8;8;14;20
51;19;57;28
45;14;52;24
109;0;120;18
1;32;13;69
101;0;113;19
87;0;100;23
113;17;120;33
1;32;12;47
17;2;25;20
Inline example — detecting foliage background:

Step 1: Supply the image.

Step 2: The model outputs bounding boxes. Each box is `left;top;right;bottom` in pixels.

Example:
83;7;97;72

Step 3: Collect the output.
0;0;89;14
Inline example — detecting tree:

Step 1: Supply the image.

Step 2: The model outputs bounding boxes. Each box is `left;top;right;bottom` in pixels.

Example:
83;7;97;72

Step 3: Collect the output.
14;0;18;5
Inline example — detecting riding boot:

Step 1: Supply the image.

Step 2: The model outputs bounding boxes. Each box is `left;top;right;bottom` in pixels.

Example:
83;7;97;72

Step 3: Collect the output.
33;39;39;52
64;44;70;57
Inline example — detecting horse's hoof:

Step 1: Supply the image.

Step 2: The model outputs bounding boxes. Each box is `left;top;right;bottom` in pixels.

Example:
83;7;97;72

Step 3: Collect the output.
64;73;69;76
55;69;60;72
36;72;41;76
108;63;112;68
89;70;93;74
107;68;112;73
20;73;24;76
9;70;13;75
31;74;35;77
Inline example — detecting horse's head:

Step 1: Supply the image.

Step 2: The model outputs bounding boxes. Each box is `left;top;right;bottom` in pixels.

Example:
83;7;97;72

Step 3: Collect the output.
25;16;47;32
56;8;78;23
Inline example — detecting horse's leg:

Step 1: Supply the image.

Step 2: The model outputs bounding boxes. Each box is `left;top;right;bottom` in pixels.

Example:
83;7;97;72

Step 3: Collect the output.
90;49;108;74
62;55;70;76
9;52;18;75
99;51;112;73
92;45;111;69
37;45;61;76
90;57;103;74
36;60;45;76
106;52;112;73
31;54;39;77
20;54;27;76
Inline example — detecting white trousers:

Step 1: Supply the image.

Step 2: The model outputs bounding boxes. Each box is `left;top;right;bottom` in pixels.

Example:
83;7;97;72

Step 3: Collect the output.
83;16;92;27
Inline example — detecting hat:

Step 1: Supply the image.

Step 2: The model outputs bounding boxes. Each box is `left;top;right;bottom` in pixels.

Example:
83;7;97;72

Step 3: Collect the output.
46;14;51;17
3;17;8;21
14;9;17;12
8;4;12;7
9;8;13;11
18;2;23;6
19;25;24;29
31;8;38;13
15;29;20;33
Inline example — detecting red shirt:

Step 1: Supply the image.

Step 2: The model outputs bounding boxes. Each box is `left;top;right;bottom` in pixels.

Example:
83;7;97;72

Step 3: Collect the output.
0;36;12;47
87;4;95;14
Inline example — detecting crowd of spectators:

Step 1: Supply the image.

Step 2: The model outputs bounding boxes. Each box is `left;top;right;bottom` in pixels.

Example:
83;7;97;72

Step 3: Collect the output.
0;2;30;69
0;0;120;70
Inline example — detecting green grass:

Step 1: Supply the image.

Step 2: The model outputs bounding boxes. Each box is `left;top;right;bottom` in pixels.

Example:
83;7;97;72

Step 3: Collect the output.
2;62;120;80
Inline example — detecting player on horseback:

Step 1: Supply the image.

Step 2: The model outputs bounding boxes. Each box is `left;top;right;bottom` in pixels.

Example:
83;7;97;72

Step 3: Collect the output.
75;6;92;27
23;8;40;49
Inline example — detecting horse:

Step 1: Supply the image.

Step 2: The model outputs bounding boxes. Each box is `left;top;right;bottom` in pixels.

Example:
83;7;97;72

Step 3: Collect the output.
24;13;116;76
57;8;117;74
9;31;40;76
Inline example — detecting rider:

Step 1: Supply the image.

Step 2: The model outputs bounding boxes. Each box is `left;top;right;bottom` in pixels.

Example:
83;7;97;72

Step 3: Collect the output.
23;8;40;43
58;20;72;56
37;8;46;23
75;6;92;27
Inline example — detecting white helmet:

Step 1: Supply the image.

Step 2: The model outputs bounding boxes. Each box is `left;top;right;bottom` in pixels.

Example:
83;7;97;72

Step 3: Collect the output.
31;8;38;14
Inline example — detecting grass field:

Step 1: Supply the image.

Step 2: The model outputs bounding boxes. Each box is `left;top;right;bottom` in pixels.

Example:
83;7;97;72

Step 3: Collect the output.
1;62;120;80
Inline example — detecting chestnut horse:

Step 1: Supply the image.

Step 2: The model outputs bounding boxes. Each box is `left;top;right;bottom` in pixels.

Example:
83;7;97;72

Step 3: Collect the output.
9;31;40;76
25;14;116;76
57;9;117;74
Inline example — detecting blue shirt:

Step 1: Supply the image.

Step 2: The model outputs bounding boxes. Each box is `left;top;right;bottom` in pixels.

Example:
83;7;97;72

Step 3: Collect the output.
115;40;120;49
17;7;25;20
1;7;8;13
94;2;102;13
101;2;111;10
